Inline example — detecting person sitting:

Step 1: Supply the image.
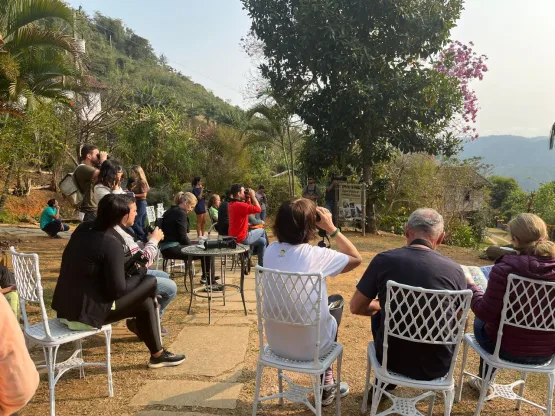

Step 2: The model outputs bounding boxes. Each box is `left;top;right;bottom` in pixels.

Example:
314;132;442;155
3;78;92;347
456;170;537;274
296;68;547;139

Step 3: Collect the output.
0;294;39;415
111;195;177;337
228;184;267;266
350;208;466;383
207;194;220;223
51;195;185;369
0;254;18;317
216;191;231;235
264;200;362;405
39;199;70;239
160;192;219;289
245;193;264;229
465;213;555;393
94;159;125;204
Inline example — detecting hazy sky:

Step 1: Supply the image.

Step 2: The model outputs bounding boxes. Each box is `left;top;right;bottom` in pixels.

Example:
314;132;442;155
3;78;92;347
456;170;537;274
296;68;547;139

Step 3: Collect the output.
67;0;555;138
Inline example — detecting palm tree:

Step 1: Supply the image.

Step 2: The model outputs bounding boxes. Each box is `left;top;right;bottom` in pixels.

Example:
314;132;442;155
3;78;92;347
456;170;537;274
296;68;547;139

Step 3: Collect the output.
0;0;81;113
245;99;303;196
0;0;81;214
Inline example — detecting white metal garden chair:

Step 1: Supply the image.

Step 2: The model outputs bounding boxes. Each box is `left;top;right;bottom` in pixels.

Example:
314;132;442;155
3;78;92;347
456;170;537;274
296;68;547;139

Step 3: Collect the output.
362;280;472;416
253;266;343;416
146;205;156;224
456;274;555;416
9;247;113;416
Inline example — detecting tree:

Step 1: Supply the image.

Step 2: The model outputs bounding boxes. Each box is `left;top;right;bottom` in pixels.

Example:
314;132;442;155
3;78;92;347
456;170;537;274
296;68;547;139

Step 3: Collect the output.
489;176;522;211
242;0;470;231
244;95;304;196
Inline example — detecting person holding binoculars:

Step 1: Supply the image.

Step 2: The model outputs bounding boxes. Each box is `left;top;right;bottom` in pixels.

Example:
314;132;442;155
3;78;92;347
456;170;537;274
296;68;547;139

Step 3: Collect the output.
74;144;109;222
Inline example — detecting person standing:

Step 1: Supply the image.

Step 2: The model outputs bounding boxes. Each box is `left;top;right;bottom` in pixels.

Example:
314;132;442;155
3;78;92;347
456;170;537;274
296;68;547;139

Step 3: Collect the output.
40;199;70;239
74;144;108;222
255;185;267;221
129;165;150;242
302;177;322;205
93;160;125;204
325;174;340;225
192;177;207;239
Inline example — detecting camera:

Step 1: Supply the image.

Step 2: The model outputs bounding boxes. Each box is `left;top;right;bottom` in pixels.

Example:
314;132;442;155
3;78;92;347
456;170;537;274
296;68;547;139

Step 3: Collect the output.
244;187;250;194
315;214;327;238
332;175;347;181
124;250;149;274
198;237;237;250
145;218;163;235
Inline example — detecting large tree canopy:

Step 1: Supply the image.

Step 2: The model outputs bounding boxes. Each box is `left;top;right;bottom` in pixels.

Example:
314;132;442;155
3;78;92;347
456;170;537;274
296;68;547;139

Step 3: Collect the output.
242;0;465;180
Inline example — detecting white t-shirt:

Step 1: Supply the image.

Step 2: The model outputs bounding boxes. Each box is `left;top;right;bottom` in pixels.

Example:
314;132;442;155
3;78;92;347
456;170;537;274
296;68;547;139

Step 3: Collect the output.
262;242;349;361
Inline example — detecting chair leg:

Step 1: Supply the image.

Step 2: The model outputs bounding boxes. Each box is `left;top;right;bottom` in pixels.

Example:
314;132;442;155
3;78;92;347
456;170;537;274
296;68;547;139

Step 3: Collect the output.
336;352;343;416
370;379;384;416
443;389;454;416
252;363;263;416
105;327;114;397
428;392;436;416
474;364;495;416
76;339;85;379
277;369;284;405
456;340;469;402
362;353;372;414
516;371;527;410
43;345;58;416
546;373;555;416
314;372;322;416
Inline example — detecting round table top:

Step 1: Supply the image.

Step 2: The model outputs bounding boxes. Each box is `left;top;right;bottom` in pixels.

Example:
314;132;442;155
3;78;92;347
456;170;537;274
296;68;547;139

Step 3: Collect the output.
181;243;249;257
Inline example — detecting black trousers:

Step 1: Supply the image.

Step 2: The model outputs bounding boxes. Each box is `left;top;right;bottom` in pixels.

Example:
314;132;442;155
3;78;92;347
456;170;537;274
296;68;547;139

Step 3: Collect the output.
161;245;214;280
104;276;162;355
328;294;344;341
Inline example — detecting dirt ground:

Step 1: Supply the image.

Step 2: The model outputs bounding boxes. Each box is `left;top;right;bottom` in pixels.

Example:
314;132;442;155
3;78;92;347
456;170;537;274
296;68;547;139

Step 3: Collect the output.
4;231;552;416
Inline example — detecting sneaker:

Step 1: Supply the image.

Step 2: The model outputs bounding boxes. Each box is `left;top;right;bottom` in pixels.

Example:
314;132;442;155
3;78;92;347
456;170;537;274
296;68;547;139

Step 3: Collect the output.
201;276;221;285
50;235;62;239
148;349;186;368
322;381;349;406
468;378;494;396
126;318;141;339
203;285;223;292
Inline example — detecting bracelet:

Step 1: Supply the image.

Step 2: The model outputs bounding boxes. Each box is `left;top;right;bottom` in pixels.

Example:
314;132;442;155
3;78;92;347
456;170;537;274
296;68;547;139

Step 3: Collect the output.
330;228;340;238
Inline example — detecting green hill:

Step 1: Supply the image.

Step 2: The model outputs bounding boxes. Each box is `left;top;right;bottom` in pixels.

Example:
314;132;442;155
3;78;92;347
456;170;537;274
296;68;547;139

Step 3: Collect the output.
75;11;243;123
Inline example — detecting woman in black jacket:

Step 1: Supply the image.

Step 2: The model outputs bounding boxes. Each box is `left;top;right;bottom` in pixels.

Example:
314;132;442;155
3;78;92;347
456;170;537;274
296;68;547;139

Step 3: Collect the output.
160;191;219;289
52;194;185;369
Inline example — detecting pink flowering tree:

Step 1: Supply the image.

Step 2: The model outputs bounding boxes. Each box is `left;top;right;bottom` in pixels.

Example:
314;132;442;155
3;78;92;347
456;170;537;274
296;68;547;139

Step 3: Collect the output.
434;41;488;140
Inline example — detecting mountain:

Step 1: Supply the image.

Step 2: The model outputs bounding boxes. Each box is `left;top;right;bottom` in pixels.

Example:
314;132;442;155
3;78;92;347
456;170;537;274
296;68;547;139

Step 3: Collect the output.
458;135;555;191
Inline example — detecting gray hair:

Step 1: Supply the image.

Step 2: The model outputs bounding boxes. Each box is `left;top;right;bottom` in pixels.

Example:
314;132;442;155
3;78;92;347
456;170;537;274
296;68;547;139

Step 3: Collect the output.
407;208;444;239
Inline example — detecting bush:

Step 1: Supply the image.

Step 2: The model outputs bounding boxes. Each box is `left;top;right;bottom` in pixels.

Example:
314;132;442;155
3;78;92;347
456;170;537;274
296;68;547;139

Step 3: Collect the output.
445;223;478;248
263;175;302;216
378;214;408;235
146;185;173;210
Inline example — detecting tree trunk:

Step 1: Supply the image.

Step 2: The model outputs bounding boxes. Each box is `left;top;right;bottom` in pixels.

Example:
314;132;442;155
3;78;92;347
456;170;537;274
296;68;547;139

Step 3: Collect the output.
362;147;377;234
0;157;15;216
287;125;295;196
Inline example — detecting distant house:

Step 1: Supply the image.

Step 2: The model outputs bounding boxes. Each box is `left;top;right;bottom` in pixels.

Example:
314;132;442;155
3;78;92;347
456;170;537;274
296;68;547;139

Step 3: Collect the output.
77;75;108;121
441;166;491;215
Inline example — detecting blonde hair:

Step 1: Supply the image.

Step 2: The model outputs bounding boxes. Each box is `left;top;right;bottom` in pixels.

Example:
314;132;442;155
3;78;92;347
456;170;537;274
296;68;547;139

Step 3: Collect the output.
130;165;149;188
174;191;197;207
508;213;555;257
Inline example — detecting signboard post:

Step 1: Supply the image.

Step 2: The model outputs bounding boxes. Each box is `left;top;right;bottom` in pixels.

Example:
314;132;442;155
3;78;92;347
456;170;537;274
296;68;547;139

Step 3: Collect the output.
337;183;365;233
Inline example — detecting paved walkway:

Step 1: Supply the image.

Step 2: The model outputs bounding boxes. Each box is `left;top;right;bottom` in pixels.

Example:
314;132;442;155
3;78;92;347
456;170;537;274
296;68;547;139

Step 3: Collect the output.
1;224;256;414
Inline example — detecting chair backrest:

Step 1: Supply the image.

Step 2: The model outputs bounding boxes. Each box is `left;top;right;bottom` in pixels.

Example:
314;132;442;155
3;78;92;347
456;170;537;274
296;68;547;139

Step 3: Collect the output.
382;280;472;379
9;247;53;338
493;274;555;360
254;266;325;367
146;206;156;223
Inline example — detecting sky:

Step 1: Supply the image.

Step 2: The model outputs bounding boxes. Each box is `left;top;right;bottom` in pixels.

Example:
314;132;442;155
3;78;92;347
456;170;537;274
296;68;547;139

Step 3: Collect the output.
67;0;555;138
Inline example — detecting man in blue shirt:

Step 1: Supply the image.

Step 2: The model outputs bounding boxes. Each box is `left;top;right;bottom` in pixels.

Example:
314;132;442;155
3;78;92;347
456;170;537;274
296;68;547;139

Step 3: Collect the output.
40;199;70;239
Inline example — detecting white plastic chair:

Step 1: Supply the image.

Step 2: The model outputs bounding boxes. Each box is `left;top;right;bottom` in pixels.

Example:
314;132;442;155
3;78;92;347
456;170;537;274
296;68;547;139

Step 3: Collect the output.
456;274;555;415
156;203;164;219
146;205;156;224
362;280;472;416
253;266;343;416
9;247;113;416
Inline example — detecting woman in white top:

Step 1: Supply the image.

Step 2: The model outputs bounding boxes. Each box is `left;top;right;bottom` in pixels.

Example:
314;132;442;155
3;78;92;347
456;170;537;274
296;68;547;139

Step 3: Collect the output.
94;160;125;204
264;199;362;406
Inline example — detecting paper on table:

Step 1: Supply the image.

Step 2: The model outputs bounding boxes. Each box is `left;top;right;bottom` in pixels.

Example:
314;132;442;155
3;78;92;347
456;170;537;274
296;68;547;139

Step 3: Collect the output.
461;265;490;290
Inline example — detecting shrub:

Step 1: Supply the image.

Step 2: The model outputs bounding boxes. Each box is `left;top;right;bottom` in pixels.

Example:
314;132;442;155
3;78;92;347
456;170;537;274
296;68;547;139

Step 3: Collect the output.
445;223;478;248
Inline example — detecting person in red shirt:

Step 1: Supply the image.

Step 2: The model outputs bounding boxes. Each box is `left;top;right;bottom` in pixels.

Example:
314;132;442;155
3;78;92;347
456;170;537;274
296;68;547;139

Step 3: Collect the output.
228;184;267;266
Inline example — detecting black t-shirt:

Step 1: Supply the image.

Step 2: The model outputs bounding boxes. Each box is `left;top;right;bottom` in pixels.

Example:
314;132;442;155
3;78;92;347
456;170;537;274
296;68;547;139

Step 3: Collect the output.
0;265;15;288
357;245;465;380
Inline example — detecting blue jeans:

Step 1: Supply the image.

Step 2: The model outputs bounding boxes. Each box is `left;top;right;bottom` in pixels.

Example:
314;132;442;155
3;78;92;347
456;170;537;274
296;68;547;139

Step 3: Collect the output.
147;269;177;318
241;228;267;266
133;199;147;241
255;210;266;221
474;318;553;376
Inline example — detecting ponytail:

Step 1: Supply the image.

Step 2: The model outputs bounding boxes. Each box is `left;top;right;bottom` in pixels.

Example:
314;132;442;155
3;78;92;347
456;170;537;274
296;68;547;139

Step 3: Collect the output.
508;213;555;258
